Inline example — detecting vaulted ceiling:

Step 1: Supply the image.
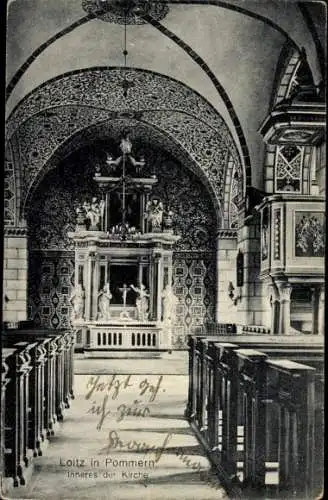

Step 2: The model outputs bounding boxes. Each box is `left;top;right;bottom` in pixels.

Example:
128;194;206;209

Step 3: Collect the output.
6;0;325;191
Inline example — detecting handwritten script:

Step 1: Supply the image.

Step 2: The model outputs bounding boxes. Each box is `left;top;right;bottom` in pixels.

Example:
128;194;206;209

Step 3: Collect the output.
98;430;173;463
85;375;164;430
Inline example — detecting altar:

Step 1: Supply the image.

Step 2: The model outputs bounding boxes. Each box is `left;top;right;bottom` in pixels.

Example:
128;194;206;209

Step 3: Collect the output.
68;133;180;352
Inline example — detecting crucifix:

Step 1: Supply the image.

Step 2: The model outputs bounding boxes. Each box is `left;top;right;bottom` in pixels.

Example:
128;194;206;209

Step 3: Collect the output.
118;283;131;308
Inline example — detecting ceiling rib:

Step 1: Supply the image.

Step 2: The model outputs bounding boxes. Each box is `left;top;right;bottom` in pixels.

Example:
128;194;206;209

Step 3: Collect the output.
6;13;97;102
141;12;251;184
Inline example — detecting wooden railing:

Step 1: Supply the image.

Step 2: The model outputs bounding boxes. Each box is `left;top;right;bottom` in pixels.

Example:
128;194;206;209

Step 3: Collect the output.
1;329;74;489
186;335;324;499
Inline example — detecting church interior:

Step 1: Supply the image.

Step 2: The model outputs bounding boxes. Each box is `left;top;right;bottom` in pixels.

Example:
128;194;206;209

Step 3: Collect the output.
2;1;325;499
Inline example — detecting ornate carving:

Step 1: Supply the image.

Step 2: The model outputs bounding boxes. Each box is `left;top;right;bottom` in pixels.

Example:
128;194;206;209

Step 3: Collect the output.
81;0;169;25
4;145;16;226
273;208;281;260
216;229;237;239
4;227;28;237
295;212;325;257
275;145;303;192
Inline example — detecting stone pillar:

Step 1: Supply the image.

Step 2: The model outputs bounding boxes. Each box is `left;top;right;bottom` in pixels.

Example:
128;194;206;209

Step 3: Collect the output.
148;258;153;319
85;253;93;321
156;255;163;322
138;259;143;287
267;281;280;334
237;213;264;326
317;286;325;335
92;255;100;319
140;192;145;233
215;231;238;323
3;227;29;323
276;281;292;334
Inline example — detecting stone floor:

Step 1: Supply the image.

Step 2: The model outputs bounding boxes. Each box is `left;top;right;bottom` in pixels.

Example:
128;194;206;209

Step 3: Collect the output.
74;350;188;375
9;373;228;500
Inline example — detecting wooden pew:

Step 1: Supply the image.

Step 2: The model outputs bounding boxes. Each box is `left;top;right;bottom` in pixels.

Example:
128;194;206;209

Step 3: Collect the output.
1;329;75;488
186;335;324;499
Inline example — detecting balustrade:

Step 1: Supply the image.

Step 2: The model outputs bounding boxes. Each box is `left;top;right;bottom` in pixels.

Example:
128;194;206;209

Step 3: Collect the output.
1;329;74;489
186;335;324;498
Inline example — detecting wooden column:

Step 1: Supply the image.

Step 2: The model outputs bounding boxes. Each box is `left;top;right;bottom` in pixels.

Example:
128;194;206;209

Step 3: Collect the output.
54;336;65;422
4;348;29;486
206;341;221;452
68;331;75;400
49;337;57;433
42;338;55;437
185;335;196;419
1;352;11;486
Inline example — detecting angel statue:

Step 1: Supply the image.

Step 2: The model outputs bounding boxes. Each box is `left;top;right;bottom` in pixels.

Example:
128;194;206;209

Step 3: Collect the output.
106;152;122;175
70;284;85;321
97;283;112;320
145;198;164;232
130;283;150;321
85;197;105;230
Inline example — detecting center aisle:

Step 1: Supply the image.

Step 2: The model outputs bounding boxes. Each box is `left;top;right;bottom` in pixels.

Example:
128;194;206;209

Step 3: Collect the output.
11;374;228;500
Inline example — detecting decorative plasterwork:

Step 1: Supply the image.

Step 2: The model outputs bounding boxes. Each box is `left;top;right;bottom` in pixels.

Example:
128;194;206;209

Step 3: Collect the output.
4;227;28;237
275;145;303;193
19;114;225;223
6;69;233;145
6;69;241;226
4;143;16;226
216;229;237;239
82;0;169;24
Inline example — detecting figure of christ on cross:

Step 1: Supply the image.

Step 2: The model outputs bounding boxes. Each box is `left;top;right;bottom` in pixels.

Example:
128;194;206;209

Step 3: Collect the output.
118;283;131;308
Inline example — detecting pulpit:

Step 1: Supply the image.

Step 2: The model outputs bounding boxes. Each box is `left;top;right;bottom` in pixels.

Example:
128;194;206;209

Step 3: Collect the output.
68;133;180;352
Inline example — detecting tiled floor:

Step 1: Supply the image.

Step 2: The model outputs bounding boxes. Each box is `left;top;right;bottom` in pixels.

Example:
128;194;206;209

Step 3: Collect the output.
9;374;228;500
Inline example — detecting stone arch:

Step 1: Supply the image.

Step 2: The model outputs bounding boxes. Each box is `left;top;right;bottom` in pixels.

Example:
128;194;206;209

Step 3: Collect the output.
6;67;245;227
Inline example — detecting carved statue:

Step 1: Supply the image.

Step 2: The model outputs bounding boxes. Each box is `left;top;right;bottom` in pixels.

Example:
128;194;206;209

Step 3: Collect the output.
161;284;178;324
120;135;132;155
70;284;85;321
130;283;149;321
97;283;112;320
145;198;164;232
85;197;105;230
